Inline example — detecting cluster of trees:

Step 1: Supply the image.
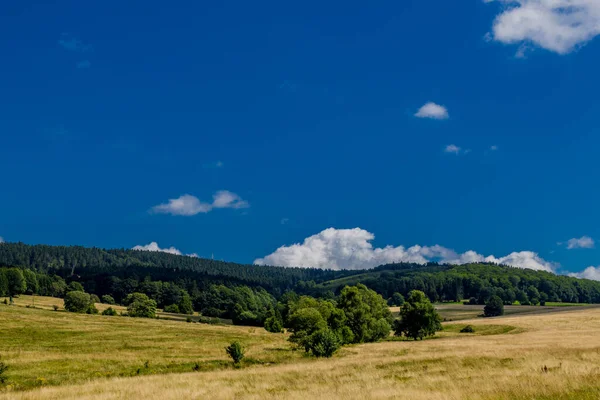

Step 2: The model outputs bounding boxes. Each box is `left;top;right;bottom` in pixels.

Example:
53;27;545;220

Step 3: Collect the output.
263;285;442;357
317;263;600;305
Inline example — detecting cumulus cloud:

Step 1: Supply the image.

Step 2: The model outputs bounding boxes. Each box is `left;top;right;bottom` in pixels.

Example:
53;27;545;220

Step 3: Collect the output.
571;266;600;281
254;227;556;272
444;144;462;154
132;242;182;255
415;102;449;120
132;242;199;257
566;236;595;249
486;0;600;55
151;191;248;216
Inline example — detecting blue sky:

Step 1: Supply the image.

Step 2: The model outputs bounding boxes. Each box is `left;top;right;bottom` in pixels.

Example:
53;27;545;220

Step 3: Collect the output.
1;1;600;277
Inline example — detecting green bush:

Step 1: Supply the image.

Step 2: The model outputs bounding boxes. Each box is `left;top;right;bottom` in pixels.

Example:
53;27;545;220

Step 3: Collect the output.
86;303;99;314
394;290;442;340
67;281;85;293
102;307;118;316
484;295;504;317
0;358;8;384
90;294;100;304
460;325;475;333
101;295;115;305
64;291;92;313
52;304;59;311
126;293;157;318
225;341;245;365
264;315;284;333
164;304;180;313
308;329;340;358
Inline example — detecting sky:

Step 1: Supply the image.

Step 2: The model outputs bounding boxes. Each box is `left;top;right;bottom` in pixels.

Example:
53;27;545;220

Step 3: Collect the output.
2;1;600;278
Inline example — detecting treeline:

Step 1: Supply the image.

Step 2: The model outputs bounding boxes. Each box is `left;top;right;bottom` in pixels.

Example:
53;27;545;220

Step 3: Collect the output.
3;242;600;309
317;263;600;305
0;242;351;295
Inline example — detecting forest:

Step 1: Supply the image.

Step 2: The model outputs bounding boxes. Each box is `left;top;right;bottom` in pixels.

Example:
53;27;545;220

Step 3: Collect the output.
2;242;600;327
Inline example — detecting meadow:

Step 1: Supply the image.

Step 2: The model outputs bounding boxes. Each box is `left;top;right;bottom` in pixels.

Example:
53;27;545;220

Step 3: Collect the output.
2;298;600;399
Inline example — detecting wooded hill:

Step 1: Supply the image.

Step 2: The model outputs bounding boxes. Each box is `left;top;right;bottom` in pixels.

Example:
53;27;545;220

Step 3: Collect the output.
2;242;600;306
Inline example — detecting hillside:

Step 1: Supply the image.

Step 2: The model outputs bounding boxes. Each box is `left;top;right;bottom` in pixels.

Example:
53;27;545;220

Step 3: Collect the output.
1;242;600;308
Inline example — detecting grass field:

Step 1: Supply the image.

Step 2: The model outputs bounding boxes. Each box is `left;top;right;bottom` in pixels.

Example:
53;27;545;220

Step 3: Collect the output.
2;298;600;399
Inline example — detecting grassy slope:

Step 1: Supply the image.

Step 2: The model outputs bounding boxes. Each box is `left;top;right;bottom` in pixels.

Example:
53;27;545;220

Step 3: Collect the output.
3;300;600;399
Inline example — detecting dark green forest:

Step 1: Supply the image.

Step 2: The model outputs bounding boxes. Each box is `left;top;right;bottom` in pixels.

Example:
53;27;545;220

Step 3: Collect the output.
2;242;600;326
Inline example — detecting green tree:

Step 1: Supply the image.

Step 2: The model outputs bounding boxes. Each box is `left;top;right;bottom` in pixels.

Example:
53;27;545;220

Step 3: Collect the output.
394;290;442;340
5;268;26;297
178;290;194;315
126;292;157;318
64;291;92;313
337;284;392;343
23;269;38;295
264;308;284;333
483;295;504;317
225;341;245;365
388;292;405;306
101;295;115;305
67;281;85;293
102;307;118;316
539;292;549;306
287;307;327;351
164;304;180;313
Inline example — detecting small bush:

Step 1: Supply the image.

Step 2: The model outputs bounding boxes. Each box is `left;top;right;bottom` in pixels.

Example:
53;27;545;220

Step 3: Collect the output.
86;303;99;314
90;294;100;304
101;295;115;305
309;329;340;358
52;305;59;311
0;358;8;384
468;297;478;305
264;316;284;333
102;307;118;316
460;325;475;333
484;296;504;317
164;304;180;313
225;341;245;365
186;316;192;323
2;299;7;305
64;291;92;313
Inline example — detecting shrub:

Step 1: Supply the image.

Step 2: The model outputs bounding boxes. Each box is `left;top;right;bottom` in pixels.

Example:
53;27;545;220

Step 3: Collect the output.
186;316;192;323
90;294;100;304
460;325;475;333
2;299;6;305
225;341;245;365
101;295;115;305
86;303;99;314
52;305;59;311
309;329;340;358
0;358;7;384
67;281;85;293
102;307;118;316
164;304;180;313
64;291;92;313
394;290;442;340
264;315;284;333
484;296;505;317
126;293;157;318
468;297;478;305
388;292;405;307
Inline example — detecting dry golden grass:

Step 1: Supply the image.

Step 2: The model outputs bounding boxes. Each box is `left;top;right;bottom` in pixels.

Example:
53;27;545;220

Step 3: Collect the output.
3;304;600;399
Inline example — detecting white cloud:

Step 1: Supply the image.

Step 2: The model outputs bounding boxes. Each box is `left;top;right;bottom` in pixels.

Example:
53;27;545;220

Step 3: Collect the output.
212;190;249;209
0;237;4;243
132;242;199;258
132;242;182;255
490;145;498;151
445;144;462;154
566;236;595;249
151;191;248;216
58;33;92;52
254;227;556;272
486;0;600;55
415;102;449;120
571;266;600;280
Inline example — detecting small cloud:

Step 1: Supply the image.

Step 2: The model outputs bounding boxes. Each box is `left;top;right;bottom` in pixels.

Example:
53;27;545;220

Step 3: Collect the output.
215;161;224;168
490;145;498;151
58;33;92;52
0;236;4;243
204;161;224;169
566;236;595;249
76;60;91;69
281;218;289;225
415;102;449;120
151;191;249;216
132;242;182;256
132;242;197;257
444;144;461;154
212;190;249;209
